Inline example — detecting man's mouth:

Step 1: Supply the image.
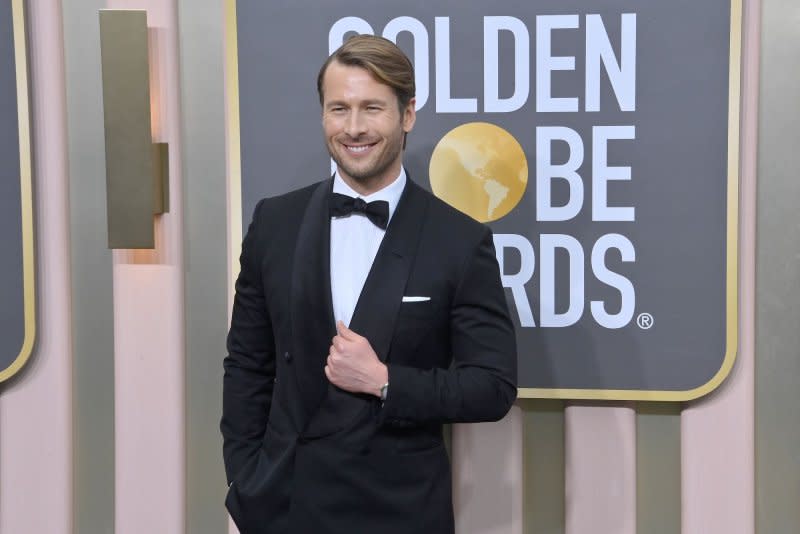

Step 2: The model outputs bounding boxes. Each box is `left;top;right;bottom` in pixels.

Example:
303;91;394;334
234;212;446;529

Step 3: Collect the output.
343;142;378;154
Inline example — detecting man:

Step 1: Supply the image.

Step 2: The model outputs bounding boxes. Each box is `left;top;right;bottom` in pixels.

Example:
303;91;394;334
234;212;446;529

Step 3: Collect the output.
222;34;517;534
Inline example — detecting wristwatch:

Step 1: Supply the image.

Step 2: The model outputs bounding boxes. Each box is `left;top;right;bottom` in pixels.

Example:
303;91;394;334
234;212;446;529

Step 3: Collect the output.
379;382;389;402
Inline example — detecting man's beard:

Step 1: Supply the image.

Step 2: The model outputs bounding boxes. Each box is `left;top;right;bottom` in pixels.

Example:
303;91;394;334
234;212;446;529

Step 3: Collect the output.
327;132;404;186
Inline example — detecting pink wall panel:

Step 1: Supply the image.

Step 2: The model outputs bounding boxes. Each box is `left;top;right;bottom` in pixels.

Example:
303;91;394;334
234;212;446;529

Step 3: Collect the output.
453;406;524;534
114;265;184;534
0;1;73;532
682;0;757;532
106;2;186;533
565;405;636;534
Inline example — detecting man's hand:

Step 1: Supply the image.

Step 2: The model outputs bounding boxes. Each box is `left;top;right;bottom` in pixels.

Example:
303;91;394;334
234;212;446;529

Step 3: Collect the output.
325;321;388;397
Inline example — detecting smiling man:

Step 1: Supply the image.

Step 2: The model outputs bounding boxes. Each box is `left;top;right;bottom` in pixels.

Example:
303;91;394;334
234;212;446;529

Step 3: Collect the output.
221;35;517;534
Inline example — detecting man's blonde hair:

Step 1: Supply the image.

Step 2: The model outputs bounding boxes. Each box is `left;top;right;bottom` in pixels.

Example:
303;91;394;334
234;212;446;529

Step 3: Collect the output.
317;34;415;112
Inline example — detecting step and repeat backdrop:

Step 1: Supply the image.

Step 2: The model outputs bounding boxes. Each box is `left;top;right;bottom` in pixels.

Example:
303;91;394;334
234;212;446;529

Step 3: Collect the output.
233;0;739;400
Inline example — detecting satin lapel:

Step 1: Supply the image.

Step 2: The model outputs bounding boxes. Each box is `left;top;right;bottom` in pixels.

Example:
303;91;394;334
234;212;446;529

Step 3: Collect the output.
350;180;429;363
290;179;336;425
305;180;429;439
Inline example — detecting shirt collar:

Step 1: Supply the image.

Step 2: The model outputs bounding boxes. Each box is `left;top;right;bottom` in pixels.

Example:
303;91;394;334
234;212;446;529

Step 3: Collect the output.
332;167;407;224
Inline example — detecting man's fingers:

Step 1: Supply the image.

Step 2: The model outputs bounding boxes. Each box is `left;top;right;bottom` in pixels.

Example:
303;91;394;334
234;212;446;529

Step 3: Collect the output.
336;320;348;337
327;350;342;366
336;320;359;341
329;339;344;357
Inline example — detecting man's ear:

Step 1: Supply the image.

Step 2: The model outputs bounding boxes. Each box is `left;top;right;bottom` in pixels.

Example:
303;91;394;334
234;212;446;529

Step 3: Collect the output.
403;97;416;133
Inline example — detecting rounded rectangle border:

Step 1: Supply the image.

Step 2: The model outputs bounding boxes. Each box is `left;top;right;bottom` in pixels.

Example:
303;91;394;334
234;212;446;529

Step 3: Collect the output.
224;0;741;402
0;0;36;382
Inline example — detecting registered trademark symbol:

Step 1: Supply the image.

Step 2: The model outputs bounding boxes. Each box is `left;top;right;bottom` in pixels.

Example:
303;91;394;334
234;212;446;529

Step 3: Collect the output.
637;313;654;330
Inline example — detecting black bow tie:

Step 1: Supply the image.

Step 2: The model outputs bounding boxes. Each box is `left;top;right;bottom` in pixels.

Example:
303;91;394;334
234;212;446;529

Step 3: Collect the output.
329;192;390;229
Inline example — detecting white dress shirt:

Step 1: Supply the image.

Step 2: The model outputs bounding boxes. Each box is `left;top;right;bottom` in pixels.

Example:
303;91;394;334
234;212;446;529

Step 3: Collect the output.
330;168;406;327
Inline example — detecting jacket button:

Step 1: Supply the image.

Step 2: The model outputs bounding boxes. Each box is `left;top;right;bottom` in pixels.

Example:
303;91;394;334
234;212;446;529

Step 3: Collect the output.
283;351;291;362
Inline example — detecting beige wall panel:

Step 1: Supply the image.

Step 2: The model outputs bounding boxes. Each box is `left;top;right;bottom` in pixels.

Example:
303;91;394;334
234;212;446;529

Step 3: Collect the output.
565;404;636;534
453;407;524;534
101;4;187;534
114;264;184;534
105;1;187;533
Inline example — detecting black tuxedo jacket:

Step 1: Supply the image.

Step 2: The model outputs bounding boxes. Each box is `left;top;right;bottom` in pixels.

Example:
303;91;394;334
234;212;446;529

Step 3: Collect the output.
222;177;517;534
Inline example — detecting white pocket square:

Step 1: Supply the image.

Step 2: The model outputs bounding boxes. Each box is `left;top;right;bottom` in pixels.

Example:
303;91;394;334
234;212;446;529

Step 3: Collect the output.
402;296;430;302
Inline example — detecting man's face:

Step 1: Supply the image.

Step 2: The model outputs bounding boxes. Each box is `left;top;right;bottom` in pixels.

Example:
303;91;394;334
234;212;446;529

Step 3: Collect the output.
321;61;415;191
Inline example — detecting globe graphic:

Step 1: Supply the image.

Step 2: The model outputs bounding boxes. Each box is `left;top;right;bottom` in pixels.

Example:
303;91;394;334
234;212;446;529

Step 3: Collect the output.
428;122;528;223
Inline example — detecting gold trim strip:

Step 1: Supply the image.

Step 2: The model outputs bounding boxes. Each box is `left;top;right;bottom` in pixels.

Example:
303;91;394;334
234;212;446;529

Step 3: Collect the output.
225;0;242;306
0;0;36;382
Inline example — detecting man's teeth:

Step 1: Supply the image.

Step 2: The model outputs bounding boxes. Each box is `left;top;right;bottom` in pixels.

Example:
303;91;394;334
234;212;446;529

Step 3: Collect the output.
347;144;372;152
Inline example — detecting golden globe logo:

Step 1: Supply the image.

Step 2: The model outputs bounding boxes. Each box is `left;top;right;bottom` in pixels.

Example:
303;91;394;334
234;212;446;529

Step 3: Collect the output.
428;122;637;331
429;122;528;223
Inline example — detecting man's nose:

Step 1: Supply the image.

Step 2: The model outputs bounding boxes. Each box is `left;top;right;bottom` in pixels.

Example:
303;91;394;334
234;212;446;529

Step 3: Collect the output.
344;110;367;137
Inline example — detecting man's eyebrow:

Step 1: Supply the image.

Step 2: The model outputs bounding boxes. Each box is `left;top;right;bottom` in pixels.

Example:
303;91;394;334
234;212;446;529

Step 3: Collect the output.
361;99;388;106
324;98;389;109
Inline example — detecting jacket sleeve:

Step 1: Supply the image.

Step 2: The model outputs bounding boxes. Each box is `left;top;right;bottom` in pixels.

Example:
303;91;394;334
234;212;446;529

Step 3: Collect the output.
380;227;518;425
221;199;275;484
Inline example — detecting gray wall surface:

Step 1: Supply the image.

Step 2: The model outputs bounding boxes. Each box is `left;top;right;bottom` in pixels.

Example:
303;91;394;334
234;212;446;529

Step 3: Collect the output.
62;1;116;532
755;0;800;531
178;1;230;532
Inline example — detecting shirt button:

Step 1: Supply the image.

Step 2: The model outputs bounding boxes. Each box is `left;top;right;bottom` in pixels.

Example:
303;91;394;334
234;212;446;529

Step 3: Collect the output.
283;351;291;362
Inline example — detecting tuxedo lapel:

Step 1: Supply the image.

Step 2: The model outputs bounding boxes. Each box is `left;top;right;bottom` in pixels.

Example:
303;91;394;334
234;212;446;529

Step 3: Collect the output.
304;180;429;439
290;179;336;424
349;180;428;362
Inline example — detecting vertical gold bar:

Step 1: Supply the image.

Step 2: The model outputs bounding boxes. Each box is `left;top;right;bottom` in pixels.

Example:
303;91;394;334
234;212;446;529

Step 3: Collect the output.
99;10;154;248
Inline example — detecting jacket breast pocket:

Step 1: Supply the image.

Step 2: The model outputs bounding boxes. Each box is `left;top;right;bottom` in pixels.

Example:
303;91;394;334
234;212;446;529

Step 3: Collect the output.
397;299;437;320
